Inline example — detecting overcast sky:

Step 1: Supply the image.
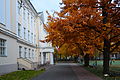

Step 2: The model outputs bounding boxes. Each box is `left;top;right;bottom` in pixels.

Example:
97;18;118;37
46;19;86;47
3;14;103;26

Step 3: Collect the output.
31;0;62;23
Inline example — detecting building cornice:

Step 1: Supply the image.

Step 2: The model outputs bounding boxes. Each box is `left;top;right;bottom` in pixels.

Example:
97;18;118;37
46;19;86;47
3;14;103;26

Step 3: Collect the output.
24;0;38;16
39;47;54;49
17;38;36;48
40;47;54;53
0;23;37;48
0;23;17;39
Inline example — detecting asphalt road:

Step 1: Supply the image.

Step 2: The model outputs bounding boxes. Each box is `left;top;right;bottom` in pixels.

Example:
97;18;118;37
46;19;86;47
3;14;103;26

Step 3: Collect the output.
32;63;79;80
32;63;102;80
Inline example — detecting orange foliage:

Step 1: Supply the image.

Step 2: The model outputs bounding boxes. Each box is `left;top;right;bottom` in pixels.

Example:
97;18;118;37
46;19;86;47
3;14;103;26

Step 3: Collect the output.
42;0;120;56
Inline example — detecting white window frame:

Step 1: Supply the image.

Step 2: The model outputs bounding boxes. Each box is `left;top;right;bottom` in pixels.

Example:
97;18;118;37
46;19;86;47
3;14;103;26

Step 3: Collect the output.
0;38;7;57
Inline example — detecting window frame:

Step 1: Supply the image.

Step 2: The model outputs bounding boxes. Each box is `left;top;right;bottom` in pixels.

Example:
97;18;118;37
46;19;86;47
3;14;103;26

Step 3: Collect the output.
28;13;30;24
18;23;21;37
24;48;27;58
0;38;7;57
31;33;33;43
28;30;30;42
18;1;21;15
24;27;26;39
23;8;26;20
19;46;22;58
29;48;31;58
32;50;34;59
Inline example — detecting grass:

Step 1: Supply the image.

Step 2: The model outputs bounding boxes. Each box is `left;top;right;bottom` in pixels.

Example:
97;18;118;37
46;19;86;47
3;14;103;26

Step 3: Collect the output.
84;60;120;80
89;60;120;66
0;69;45;80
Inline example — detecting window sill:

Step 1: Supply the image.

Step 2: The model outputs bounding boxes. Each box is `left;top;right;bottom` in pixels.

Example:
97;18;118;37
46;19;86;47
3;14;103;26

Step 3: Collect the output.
0;55;7;57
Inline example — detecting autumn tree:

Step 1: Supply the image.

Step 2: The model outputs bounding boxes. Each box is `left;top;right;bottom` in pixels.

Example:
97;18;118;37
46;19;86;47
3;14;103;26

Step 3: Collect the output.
43;0;120;74
44;18;96;65
58;43;82;60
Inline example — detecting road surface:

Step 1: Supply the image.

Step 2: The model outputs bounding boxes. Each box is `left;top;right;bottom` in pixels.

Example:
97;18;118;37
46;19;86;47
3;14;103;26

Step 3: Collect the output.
32;63;102;80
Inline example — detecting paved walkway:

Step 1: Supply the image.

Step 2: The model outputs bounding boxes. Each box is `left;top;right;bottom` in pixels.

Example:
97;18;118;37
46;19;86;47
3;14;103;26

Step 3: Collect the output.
32;63;102;80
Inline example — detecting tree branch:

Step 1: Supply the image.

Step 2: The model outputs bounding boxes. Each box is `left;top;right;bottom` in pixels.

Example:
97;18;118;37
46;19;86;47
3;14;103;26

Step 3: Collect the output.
110;41;120;52
110;33;120;41
110;9;120;18
94;43;103;52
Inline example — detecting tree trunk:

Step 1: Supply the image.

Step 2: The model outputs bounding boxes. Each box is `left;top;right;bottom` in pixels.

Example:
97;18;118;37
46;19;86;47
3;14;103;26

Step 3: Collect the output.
103;39;110;74
84;54;90;66
102;5;110;74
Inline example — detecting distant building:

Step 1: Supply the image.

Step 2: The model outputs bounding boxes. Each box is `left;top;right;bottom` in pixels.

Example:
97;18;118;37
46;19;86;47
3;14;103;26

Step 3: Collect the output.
38;12;54;65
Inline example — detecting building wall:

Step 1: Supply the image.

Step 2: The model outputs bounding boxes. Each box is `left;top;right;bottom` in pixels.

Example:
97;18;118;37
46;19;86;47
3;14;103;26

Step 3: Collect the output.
0;0;18;75
0;0;54;75
17;0;37;44
0;33;18;75
35;17;42;64
17;43;36;61
16;0;39;63
10;0;17;33
16;0;50;66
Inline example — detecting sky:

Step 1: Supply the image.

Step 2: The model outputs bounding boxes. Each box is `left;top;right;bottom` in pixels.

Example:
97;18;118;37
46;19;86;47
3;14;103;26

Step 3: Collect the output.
31;0;62;23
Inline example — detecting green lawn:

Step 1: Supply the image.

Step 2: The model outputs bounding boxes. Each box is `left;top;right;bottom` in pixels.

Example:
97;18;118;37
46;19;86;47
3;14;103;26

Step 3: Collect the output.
89;60;120;66
0;69;45;80
89;60;120;71
84;60;120;80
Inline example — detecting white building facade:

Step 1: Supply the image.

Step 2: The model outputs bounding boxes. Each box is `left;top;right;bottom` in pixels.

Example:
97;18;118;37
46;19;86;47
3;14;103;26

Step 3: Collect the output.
0;0;18;75
0;0;54;75
38;13;54;65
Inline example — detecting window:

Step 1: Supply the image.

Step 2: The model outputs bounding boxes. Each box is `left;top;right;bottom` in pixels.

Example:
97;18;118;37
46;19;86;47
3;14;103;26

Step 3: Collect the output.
34;35;36;44
18;1;21;15
23;8;25;20
33;18;34;26
28;13;29;24
32;50;34;59
24;48;27;58
18;23;21;37
31;33;33;43
31;17;33;25
29;49;31;58
24;27;26;39
34;20;35;28
28;30;30;41
19;46;22;58
0;39;6;57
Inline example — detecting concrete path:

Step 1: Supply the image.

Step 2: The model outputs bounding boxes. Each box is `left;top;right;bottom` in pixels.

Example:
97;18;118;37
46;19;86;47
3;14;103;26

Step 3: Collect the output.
32;63;102;80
